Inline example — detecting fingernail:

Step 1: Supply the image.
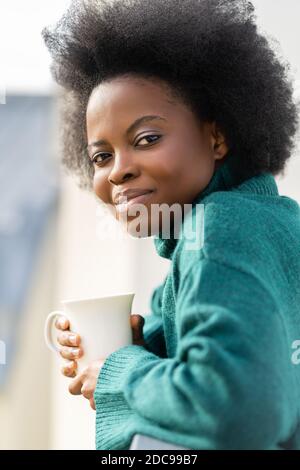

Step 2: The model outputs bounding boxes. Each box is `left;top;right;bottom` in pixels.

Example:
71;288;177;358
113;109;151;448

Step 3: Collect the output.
72;348;80;357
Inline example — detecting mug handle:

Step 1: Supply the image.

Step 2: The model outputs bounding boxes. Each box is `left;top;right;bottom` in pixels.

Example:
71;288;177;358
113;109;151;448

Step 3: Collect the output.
44;310;70;353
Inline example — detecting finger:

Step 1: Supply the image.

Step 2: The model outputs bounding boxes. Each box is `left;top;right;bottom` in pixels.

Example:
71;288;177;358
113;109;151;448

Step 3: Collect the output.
89;397;96;410
55;315;70;331
131;314;145;344
81;383;93;400
59;346;84;361
68;374;83;395
57;331;81;347
131;314;145;331
61;360;77;378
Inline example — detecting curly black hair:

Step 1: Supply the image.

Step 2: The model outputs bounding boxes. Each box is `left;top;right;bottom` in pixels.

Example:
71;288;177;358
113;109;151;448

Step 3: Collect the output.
42;0;299;192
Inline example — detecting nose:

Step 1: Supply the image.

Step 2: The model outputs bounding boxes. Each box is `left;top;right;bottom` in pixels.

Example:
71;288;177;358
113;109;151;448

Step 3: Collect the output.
108;151;140;185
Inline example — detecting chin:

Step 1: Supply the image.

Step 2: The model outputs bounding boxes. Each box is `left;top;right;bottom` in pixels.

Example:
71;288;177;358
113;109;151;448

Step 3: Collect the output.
121;215;159;238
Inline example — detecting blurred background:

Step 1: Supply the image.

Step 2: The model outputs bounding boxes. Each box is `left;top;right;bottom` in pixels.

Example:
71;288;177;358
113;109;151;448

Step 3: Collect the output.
0;0;299;449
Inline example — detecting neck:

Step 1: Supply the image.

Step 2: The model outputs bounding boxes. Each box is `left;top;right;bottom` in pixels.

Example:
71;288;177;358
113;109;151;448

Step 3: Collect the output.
153;152;238;259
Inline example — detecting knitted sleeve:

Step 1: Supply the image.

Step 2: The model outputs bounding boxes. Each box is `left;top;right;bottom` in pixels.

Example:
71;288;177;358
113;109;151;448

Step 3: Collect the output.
142;280;167;358
94;258;293;450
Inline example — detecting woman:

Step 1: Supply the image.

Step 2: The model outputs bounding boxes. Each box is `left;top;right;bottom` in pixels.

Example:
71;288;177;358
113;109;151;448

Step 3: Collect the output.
42;0;300;450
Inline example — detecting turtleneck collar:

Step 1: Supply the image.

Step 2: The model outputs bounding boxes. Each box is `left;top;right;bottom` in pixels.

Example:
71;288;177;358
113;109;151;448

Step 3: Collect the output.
153;152;278;259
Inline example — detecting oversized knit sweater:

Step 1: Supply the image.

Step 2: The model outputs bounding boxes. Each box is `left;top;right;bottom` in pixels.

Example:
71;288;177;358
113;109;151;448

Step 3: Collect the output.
94;154;300;450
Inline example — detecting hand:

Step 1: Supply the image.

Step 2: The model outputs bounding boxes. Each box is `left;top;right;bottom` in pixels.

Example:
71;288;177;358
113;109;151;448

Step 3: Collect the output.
68;359;105;410
55;316;84;378
55;313;146;378
69;314;146;410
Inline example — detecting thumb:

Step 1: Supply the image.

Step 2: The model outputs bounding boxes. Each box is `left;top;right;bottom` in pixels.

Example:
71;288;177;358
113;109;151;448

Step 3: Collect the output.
131;314;145;345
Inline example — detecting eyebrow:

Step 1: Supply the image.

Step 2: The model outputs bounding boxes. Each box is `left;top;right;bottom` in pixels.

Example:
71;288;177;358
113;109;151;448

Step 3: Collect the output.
86;115;167;152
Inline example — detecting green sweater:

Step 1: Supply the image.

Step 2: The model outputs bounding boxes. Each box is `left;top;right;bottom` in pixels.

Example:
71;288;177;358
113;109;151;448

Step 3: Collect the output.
94;155;300;450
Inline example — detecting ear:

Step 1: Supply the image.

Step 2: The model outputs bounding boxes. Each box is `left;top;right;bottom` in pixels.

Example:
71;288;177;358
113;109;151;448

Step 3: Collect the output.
210;122;229;162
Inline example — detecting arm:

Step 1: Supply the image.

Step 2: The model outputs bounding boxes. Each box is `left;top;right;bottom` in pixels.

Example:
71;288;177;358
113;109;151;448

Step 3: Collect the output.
94;258;293;450
142;280;167;358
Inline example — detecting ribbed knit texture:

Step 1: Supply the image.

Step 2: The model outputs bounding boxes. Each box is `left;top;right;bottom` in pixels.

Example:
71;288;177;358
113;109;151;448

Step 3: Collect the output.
94;154;300;450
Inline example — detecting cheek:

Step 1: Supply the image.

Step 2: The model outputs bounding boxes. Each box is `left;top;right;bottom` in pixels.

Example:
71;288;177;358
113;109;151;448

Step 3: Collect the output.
93;170;110;203
147;143;184;183
150;144;201;186
172;133;213;178
151;140;214;204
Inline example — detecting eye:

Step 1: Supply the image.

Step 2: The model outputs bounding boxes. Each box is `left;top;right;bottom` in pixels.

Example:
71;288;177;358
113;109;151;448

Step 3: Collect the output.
91;152;111;166
91;134;161;167
136;134;161;146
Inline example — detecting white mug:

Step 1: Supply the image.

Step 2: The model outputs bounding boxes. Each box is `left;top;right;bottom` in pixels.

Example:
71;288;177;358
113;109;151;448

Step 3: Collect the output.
44;292;135;372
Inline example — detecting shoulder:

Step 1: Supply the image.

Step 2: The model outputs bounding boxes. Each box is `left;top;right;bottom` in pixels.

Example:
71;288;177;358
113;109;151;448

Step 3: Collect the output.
174;188;298;280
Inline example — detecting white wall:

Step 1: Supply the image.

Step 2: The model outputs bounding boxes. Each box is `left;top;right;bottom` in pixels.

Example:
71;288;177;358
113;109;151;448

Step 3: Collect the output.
0;213;56;449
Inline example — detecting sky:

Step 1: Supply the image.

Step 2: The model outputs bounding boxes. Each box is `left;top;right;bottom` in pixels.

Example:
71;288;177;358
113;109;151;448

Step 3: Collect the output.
0;0;71;95
0;0;299;96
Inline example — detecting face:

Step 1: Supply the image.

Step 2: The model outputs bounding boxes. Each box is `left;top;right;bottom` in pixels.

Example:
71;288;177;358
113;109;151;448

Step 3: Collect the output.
86;75;228;237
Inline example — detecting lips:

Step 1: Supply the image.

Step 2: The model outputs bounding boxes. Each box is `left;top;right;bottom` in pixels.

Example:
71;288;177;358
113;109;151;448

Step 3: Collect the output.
114;189;154;205
115;190;154;213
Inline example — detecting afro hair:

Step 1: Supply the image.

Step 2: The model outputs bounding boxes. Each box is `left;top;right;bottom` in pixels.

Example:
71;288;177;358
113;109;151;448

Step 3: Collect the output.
42;0;299;191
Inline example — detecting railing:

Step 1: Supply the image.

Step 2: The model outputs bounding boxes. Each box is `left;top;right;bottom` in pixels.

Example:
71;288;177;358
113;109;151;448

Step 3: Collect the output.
129;434;190;450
